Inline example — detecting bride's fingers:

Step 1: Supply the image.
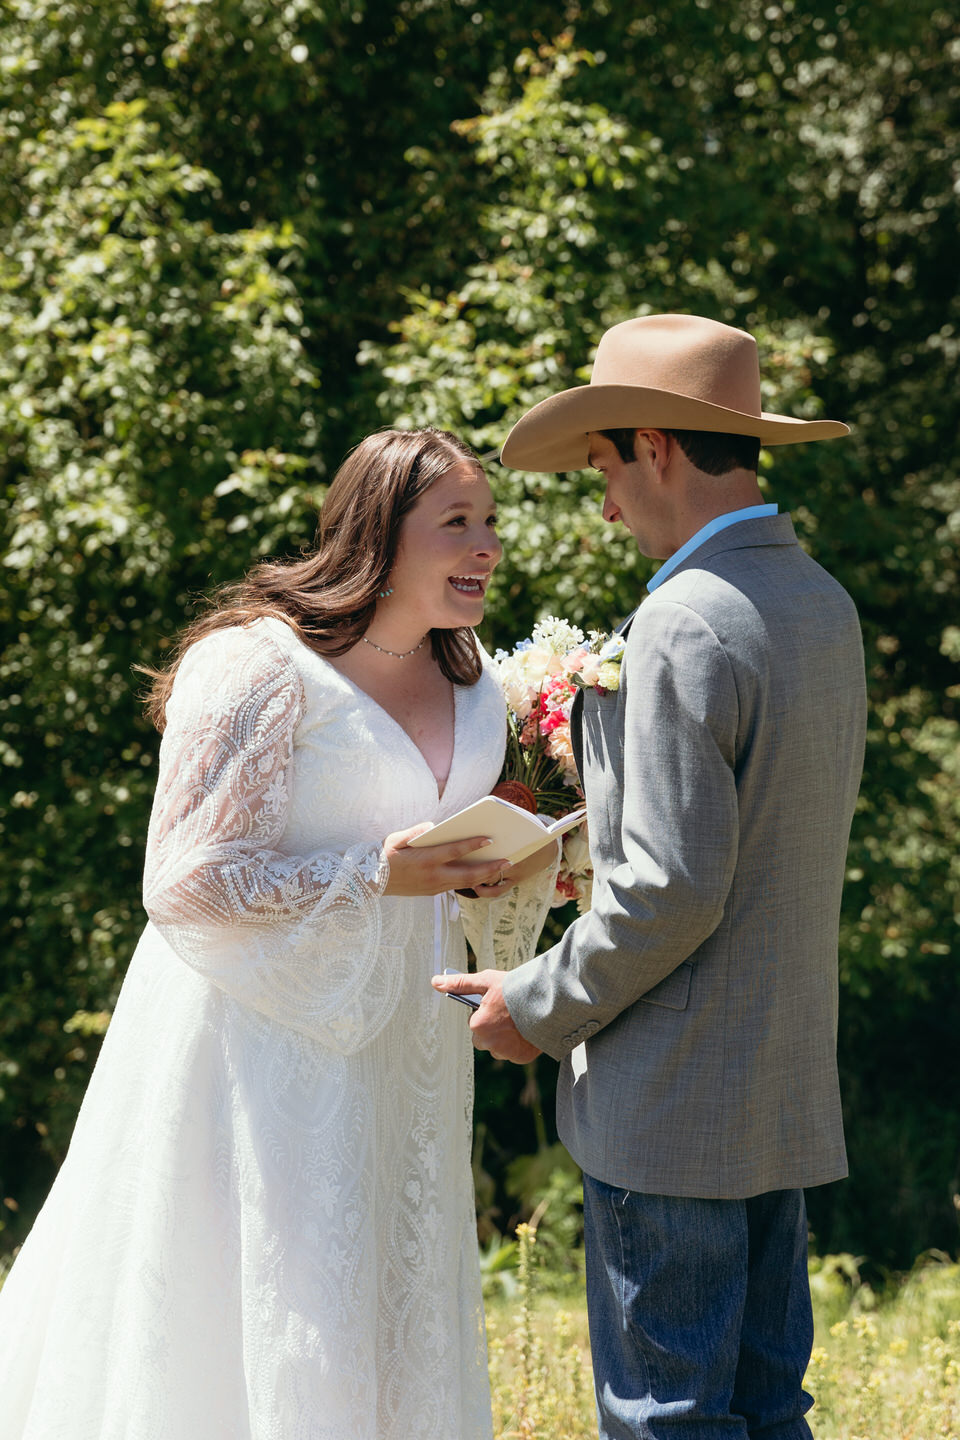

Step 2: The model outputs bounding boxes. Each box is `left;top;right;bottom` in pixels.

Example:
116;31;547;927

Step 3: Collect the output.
385;829;494;864
471;874;515;898
432;857;509;893
383;829;507;896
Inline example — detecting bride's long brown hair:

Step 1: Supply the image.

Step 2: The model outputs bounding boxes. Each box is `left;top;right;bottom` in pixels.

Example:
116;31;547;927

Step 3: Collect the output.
142;428;486;732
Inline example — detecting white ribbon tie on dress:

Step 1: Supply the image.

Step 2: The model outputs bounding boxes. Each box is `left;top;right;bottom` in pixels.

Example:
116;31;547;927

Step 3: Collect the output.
433;892;460;979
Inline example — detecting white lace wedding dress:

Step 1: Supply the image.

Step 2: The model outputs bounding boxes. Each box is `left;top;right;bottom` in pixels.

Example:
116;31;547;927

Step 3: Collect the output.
0;617;556;1440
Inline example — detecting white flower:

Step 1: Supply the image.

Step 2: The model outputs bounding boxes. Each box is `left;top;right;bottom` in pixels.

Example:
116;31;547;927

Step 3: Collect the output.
516;644;557;684
496;645;561;717
597;659;622;691
423;1313;449;1357
330;1010;362;1047
358;849;384;884
418;1138;440;1181
499;664;537;719
313;1175;342;1219
532;615;586;654
422;1202;442;1240
260;774;288;817
310;853;340;884
560;822;591;878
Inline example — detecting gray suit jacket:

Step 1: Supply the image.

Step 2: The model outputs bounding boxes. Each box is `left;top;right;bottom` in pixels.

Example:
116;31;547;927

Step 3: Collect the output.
502;514;867;1198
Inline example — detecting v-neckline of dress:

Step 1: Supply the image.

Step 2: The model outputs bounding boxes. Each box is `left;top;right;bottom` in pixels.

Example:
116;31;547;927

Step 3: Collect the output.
308;649;461;804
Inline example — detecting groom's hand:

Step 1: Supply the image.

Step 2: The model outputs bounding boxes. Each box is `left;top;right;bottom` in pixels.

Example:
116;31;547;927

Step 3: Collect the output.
431;969;542;1064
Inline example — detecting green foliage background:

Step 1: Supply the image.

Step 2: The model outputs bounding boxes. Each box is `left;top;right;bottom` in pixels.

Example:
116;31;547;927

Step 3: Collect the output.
1;0;957;1269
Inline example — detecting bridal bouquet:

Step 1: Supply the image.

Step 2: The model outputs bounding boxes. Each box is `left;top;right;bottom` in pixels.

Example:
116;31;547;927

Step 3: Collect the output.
493;617;624;912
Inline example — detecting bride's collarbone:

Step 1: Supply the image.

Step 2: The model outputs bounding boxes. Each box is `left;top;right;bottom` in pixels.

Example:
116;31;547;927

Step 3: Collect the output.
331;650;455;754
382;668;454;739
371;667;456;791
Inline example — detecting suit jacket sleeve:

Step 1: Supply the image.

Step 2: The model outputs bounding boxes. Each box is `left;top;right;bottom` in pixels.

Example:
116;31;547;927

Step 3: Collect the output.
502;598;741;1060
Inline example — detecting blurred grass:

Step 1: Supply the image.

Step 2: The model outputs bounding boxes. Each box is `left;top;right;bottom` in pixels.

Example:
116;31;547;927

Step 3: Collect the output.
486;1229;960;1440
2;1221;956;1437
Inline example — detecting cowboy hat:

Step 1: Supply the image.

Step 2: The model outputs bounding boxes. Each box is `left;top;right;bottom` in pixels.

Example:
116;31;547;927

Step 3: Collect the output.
499;314;849;472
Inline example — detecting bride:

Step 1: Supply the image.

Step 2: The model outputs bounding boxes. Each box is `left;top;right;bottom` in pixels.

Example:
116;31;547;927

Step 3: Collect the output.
0;428;558;1440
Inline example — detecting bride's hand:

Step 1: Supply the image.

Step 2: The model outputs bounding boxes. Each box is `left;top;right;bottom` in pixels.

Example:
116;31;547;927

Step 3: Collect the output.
503;837;561;883
382;825;509;897
454;837;560;901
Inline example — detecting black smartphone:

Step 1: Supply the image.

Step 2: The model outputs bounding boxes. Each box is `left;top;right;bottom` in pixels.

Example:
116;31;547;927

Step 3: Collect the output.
442;969;483;1009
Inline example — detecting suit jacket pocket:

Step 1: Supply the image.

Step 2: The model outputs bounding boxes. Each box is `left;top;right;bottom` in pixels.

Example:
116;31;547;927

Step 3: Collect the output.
639;960;693;1011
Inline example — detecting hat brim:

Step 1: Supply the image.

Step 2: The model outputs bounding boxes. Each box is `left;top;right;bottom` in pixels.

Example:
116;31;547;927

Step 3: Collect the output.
499;383;850;472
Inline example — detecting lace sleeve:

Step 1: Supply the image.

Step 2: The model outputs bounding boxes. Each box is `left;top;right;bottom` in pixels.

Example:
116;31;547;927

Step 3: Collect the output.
458;847;562;974
142;625;398;1053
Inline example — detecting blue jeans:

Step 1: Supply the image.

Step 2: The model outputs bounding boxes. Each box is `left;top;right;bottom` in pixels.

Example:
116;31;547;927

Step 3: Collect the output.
582;1176;814;1439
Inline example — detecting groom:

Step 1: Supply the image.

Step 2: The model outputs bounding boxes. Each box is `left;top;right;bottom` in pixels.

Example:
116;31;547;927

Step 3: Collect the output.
436;314;867;1438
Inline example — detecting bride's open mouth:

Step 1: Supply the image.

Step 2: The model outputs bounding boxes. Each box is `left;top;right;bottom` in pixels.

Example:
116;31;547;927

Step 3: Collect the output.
448;575;488;595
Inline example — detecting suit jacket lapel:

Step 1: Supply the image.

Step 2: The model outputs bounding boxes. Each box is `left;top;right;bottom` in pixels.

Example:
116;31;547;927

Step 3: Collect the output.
569;519;797;861
570;686;585;784
570;600;643;788
616;606;640;640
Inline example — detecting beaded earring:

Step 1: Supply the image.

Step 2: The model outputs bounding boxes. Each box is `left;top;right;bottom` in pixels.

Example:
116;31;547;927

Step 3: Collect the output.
377;584;394;600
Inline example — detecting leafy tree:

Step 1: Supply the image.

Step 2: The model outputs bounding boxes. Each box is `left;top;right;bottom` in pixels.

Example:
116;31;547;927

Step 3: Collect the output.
1;1;957;1268
0;0;562;1250
364;23;960;1266
0;94;316;1241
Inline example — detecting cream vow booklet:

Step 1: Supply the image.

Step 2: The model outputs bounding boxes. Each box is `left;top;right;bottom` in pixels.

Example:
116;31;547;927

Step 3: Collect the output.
409;795;586;866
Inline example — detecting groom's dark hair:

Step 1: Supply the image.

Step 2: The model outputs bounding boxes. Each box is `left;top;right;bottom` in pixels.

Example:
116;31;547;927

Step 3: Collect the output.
600;427;761;477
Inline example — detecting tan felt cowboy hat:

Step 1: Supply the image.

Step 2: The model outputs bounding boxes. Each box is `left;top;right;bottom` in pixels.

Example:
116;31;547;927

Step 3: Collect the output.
499;313;849;472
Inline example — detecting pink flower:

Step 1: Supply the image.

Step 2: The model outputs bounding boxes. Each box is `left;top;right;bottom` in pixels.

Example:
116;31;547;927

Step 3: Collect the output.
494;623;603;906
541;675;571;705
577;652;604;686
554;875;578;904
520;714;539;746
546;729;579;786
560;646;590;677
503;678;536;719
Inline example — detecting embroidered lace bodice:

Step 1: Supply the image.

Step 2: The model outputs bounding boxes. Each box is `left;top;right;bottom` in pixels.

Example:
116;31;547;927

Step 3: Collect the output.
0;618;556;1440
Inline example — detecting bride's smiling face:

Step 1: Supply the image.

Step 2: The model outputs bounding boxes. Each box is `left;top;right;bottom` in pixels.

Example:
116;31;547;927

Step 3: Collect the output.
389;462;502;630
